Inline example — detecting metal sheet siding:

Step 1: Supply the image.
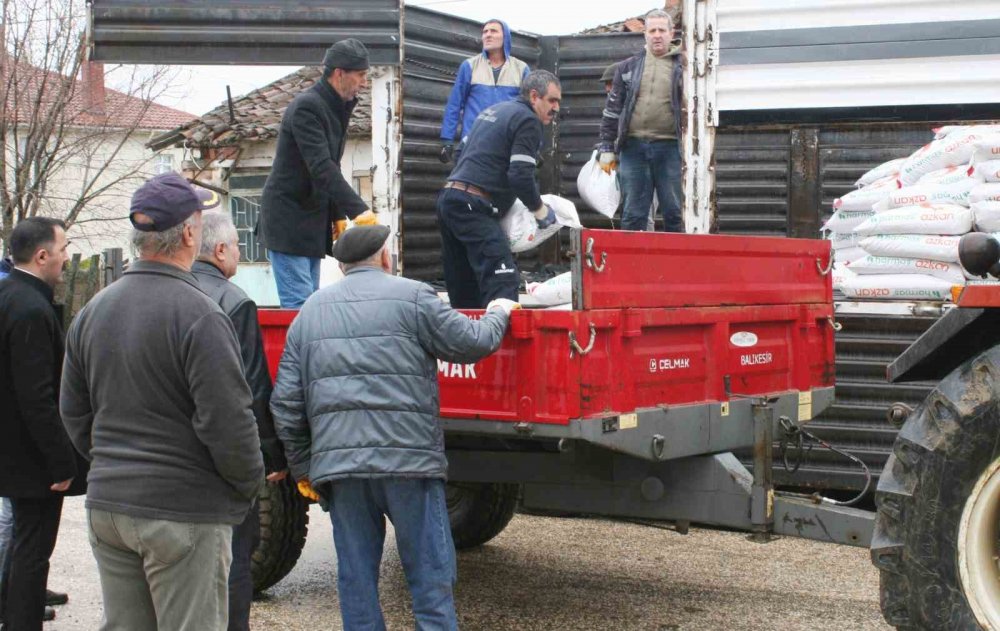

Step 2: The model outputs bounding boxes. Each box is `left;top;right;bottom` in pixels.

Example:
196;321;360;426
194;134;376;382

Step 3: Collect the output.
715;129;790;236
89;0;402;65
715;1;1000;112
554;33;644;229
718;0;1000;32
772;312;940;491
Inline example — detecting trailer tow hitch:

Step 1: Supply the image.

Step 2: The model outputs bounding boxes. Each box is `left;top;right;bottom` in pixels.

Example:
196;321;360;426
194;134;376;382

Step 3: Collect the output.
776;415;873;508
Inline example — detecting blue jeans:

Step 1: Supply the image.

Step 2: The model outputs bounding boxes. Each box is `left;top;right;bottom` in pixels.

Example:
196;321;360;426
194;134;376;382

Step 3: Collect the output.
329;478;458;631
0;497;11;617
269;250;321;308
228;500;259;631
619;138;683;232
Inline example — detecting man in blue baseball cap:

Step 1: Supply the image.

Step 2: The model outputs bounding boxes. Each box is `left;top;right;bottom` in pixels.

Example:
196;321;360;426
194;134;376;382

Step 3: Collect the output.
61;173;265;629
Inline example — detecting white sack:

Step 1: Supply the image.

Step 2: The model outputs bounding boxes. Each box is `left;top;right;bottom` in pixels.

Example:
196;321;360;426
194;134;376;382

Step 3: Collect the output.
501;194;583;253
971;183;1000;204
576;151;620;219
855;158;906;187
917;165;980;186
973;160;1000;183
853;204;973;236
834;176;897;211
828;231;863;250
831;262;856;289
838;273;956;301
972;135;1000;163
899;129;987;185
833;246;867;264
973;200;1000;232
848;255;965;283
859;234;960;263
873;176;979;211
526;271;573;306
823;209;876;233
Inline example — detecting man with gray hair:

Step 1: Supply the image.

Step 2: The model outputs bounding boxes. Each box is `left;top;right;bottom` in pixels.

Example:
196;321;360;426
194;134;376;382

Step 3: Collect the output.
271;224;517;629
599;9;684;232
61;173;264;630
436;69;562;308
192;212;288;631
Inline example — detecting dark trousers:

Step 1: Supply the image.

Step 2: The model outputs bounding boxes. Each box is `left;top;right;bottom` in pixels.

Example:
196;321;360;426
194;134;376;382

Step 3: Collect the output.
228;500;260;631
0;495;63;631
436;187;519;308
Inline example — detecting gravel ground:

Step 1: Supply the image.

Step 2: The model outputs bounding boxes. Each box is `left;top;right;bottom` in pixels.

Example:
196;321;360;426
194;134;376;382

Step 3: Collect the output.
45;497;889;630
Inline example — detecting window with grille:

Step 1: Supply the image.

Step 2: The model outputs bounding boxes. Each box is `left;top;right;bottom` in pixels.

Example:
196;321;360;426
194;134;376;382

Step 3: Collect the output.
229;193;268;263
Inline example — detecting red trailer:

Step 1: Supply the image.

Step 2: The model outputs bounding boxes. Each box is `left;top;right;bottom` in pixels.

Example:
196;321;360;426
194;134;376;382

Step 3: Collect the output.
252;229;871;591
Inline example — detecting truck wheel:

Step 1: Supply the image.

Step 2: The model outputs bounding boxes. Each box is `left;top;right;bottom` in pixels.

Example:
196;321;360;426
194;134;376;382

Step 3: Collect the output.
252;476;309;594
446;482;518;550
872;351;1000;629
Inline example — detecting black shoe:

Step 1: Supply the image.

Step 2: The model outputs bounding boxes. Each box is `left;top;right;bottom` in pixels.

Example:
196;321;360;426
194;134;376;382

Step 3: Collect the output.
43;606;56;622
45;590;68;606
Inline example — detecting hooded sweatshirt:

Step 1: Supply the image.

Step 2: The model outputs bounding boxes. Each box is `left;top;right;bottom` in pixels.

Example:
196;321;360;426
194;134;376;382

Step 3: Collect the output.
440;19;530;144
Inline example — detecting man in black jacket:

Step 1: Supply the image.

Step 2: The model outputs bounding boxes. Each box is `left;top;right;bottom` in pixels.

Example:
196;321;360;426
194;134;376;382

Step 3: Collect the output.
192;212;288;631
0;217;78;631
259;38;378;308
436;69;561;308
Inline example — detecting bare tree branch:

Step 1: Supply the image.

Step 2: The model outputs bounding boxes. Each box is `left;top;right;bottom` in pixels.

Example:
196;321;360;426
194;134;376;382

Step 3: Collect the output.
1;0;187;252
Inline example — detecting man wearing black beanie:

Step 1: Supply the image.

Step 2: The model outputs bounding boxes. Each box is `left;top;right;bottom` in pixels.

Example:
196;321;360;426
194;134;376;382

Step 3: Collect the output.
259;38;379;308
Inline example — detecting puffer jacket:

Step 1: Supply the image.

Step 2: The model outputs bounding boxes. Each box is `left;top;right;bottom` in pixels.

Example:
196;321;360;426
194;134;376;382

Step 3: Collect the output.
270;267;509;486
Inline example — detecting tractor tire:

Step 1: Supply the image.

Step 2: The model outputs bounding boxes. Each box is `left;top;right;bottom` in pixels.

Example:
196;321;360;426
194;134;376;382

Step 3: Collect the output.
252;476;309;594
871;349;1000;629
446;482;518;550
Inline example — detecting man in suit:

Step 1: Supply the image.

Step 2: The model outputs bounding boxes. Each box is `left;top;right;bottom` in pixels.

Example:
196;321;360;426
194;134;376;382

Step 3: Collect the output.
0;217;79;631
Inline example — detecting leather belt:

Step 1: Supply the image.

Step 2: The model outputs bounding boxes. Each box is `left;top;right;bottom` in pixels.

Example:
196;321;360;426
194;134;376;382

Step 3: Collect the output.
445;181;491;201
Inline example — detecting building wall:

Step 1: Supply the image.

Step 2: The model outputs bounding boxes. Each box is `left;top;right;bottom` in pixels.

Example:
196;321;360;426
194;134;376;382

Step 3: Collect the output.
10;127;184;257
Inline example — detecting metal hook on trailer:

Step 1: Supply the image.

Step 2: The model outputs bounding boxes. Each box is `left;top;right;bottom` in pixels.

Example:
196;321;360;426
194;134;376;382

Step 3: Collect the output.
826;316;843;332
568;324;597;358
816;255;834;276
585;238;607;273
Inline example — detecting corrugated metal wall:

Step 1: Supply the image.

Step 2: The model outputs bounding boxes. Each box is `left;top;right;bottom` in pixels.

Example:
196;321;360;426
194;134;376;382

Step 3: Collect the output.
554;33;644;229
779;312;939;491
89;0;402;65
715;129;790;236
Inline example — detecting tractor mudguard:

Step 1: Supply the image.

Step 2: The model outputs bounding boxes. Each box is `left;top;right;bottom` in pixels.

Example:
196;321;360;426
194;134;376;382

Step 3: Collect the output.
888;306;1000;383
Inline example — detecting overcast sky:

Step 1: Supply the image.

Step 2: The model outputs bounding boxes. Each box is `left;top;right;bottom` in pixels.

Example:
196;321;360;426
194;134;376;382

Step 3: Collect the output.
155;1;658;117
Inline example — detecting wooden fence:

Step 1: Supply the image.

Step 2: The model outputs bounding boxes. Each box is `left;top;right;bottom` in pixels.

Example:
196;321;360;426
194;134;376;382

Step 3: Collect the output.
57;248;125;330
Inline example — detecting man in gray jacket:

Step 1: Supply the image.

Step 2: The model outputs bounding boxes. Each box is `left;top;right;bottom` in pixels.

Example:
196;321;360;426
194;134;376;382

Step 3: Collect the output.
271;225;515;631
61;173;264;631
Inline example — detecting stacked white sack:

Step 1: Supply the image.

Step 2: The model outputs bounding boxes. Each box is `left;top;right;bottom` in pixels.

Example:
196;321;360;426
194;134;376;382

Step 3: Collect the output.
898;128;992;185
971;137;1000;231
824;175;898;264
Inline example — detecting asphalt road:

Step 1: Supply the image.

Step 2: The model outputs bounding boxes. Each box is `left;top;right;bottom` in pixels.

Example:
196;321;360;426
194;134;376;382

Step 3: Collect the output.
45;498;889;630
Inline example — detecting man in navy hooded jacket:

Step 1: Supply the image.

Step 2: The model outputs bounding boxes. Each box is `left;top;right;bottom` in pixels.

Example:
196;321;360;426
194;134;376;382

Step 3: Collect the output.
438;19;529;163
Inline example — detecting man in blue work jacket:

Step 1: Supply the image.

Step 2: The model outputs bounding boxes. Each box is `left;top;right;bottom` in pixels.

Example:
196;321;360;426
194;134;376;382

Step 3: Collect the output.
438;19;529;163
436;70;561;308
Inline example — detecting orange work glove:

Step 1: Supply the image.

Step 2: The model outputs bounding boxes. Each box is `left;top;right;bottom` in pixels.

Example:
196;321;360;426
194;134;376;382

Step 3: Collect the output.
598;152;617;175
352;210;379;226
332;219;348;241
297;479;320;502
